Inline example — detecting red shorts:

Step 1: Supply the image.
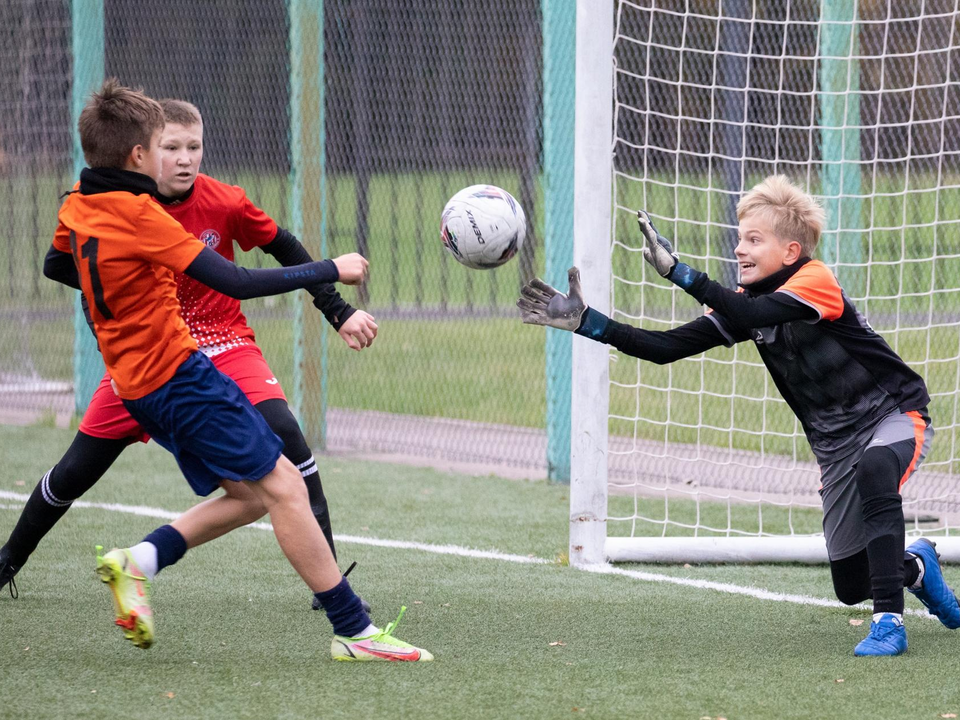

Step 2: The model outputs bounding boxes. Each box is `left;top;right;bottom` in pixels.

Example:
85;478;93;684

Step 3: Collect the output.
79;344;287;442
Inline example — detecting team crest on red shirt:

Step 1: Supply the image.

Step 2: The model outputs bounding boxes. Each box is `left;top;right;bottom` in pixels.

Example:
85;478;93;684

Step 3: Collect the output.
199;229;221;249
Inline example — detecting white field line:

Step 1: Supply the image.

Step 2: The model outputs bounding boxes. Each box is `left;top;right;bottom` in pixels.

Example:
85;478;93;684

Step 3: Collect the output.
0;490;938;620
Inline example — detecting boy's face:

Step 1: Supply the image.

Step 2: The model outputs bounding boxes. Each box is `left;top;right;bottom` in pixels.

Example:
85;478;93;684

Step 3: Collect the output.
158;122;203;198
735;213;802;285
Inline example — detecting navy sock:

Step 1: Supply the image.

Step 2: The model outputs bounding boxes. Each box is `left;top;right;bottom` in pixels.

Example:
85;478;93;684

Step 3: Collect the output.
314;577;370;637
142;525;187;573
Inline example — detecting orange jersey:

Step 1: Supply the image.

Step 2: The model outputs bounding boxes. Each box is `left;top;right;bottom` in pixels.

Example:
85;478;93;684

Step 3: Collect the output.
53;176;206;399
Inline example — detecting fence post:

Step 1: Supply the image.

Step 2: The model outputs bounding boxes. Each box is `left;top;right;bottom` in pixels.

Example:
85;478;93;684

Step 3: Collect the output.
71;0;106;415
542;0;576;483
820;0;863;296
290;0;328;449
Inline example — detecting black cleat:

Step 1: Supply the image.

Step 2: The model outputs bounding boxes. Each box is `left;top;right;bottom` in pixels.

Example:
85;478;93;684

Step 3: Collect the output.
0;546;21;599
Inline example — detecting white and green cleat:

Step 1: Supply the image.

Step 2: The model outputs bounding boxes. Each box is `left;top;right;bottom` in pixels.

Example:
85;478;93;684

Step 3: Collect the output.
95;546;154;649
331;606;433;662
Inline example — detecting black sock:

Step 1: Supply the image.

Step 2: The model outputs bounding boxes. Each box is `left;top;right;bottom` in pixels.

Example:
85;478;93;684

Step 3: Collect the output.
254;399;337;559
297;456;337;559
4;469;72;565
865;532;904;614
904;552;922;589
855;445;910;616
3;433;128;564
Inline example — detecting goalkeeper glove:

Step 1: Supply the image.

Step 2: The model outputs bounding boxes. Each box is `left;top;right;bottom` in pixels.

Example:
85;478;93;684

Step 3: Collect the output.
636;210;700;290
518;267;587;332
637;210;678;277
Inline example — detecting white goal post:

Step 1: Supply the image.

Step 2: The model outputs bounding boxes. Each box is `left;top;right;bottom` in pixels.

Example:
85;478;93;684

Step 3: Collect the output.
570;0;960;565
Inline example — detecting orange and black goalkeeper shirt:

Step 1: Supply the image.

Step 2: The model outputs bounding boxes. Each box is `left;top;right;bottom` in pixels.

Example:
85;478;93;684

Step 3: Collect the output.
52;168;206;400
691;258;930;461
593;258;929;463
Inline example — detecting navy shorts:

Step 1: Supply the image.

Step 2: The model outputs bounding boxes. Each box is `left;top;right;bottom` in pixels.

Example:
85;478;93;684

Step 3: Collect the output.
121;351;284;496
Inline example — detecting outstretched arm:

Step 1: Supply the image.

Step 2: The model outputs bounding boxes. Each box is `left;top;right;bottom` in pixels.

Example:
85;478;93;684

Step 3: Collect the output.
636;211;818;327
261;228;377;350
518;267;730;363
183;246;367;301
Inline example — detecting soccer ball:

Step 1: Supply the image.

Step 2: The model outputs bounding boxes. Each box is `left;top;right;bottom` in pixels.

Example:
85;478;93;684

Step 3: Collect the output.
440;185;526;270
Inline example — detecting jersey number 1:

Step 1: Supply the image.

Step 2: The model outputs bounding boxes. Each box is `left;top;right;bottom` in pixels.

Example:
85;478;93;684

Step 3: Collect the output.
69;231;114;320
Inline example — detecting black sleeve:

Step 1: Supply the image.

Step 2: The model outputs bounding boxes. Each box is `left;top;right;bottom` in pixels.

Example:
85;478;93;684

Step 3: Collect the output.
42;245;98;341
183;246;339;300
260;227;356;330
42;245;81;290
599;314;733;365
685;273;819;327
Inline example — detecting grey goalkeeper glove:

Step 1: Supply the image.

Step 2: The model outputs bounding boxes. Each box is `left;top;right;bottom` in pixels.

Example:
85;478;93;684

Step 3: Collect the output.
637;210;679;278
517;266;587;332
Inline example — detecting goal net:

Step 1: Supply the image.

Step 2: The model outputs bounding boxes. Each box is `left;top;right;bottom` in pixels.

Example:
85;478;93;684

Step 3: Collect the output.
573;0;960;564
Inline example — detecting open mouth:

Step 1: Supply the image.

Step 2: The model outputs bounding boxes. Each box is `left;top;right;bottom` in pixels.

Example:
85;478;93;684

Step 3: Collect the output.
740;262;756;271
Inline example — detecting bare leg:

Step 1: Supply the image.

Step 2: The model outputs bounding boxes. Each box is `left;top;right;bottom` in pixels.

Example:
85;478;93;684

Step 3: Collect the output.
171;480;267;548
241;456;341;592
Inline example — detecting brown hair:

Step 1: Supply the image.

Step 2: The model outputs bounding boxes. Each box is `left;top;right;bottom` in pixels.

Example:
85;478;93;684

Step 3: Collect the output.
78;78;165;169
736;175;825;257
158;98;203;127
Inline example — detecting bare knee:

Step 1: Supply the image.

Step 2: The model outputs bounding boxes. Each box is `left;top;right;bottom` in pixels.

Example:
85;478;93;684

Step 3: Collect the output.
221;480;269;522
254;458;309;508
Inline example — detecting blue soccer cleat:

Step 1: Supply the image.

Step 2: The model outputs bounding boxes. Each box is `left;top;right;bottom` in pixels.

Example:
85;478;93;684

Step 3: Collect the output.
854;614;907;657
906;538;960;629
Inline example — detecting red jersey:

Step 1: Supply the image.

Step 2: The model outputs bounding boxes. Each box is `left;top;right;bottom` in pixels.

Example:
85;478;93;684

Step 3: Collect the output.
163;173;278;356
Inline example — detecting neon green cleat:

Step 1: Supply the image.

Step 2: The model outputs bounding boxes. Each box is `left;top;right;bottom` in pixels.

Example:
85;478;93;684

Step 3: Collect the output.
331;606;433;662
95;546;154;649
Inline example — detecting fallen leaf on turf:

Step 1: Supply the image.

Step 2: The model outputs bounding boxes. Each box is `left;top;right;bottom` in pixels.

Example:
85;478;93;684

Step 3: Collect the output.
23;647;28;651
361;526;369;531
549;641;566;647
441;603;451;607
940;714;957;718
683;563;692;569
835;679;845;684
413;601;423;604
848;619;864;626
14;481;24;486
165;693;175;699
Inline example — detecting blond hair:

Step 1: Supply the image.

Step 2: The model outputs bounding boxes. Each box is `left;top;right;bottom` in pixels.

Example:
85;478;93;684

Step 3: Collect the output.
736;175;825;257
159;98;202;127
78;78;165;169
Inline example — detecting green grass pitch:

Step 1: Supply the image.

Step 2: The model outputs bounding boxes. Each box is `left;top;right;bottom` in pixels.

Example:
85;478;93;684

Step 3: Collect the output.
2;425;960;720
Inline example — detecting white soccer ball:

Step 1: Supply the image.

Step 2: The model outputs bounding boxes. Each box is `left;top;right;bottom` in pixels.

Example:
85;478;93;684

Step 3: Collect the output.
440;184;526;270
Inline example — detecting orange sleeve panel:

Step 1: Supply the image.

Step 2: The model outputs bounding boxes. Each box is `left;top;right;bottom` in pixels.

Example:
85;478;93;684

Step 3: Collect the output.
52;219;72;253
776;260;845;322
136;201;207;272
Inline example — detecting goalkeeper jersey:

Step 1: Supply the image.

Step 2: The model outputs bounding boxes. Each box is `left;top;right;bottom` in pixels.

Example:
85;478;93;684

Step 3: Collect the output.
594;258;930;463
